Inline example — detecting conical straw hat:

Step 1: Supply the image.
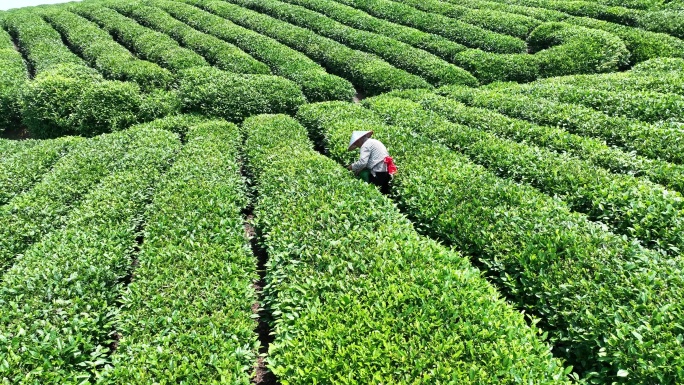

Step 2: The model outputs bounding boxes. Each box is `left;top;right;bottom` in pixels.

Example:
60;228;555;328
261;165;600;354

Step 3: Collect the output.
348;130;373;151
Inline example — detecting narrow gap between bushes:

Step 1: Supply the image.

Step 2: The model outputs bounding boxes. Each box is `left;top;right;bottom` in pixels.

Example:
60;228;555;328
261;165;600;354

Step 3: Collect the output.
241;160;279;385
243;211;278;385
102;145;181;365
4;26;35;79
107;220;145;356
42;15;93;72
76;13;154;65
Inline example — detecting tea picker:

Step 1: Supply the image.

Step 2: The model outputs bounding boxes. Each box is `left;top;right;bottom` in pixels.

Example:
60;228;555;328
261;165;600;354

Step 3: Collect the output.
346;131;397;195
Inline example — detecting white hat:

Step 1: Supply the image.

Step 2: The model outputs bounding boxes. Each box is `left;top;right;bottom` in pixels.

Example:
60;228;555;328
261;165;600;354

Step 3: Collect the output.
348;130;373;151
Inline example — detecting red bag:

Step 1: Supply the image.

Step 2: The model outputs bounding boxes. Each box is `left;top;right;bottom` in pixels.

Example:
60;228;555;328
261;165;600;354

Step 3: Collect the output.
384;156;397;175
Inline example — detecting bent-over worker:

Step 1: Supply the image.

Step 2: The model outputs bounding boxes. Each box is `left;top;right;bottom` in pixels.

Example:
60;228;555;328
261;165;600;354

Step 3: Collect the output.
346;130;396;195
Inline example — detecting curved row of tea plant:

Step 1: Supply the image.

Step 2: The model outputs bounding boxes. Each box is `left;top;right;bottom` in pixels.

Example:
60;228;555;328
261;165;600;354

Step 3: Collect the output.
489;81;684;123
104;0;271;74
349;0;672;69
103;121;258;384
582;0;658;10
224;0;478;87
440;85;684;163
0;128;180;383
42;8;173;90
388;89;684;195
392;0;541;39
177;66;305;121
1;10;85;73
0;128;165;273
64;3;309;118
440;0;684;63
332;0;527;53
563;15;684;63
3;5;300;137
485;0;684;39
298;101;684;384
533;58;684;95
1;11;178;138
296;0;630;83
446;0;567;21
280;0;468;64
0;28;27;132
72;3;208;71
181;0;431;95
365;94;684;256
540;0;684;38
457;22;629;83
0;136;81;205
21;63;179;138
153;0;354;102
243;113;570;384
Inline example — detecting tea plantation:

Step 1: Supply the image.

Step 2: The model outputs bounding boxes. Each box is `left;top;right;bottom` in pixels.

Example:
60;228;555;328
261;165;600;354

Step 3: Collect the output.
1;0;683;383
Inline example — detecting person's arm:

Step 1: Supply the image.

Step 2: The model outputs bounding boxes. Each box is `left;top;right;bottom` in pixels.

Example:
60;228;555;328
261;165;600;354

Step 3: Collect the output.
351;144;371;172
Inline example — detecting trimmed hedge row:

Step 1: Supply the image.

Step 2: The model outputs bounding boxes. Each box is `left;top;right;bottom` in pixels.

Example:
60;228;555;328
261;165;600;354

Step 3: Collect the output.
450;49;539;83
392;0;541;39
105;1;270;75
389;88;684;195
0;128;180;383
632;56;684;72
71;3;207;71
333;0;527;53
0;136;81;205
534;69;684;95
182;0;431;95
153;0;354;102
0;29;20;59
485;0;684;39
0;138;36;156
491;81;684;123
42;9;173;90
1;10;85;73
20;64;102;137
440;85;684;164
279;0;468;63
227;0;476;87
103;121;257;384
565;16;684;63
457;22;628;83
485;0;640;26
275;0;560;84
662;0;684;10
590;0;661;10
298;101;684;384
244;113;570;384
0;128;162;273
527;21;630;74
445;0;567;21
0;29;27;132
444;0;684;62
20;63;180;138
177;66;305;121
366;94;684;256
635;10;684;39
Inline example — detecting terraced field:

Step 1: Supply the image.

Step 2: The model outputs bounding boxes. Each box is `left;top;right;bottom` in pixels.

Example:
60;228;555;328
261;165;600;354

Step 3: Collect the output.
1;0;684;383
